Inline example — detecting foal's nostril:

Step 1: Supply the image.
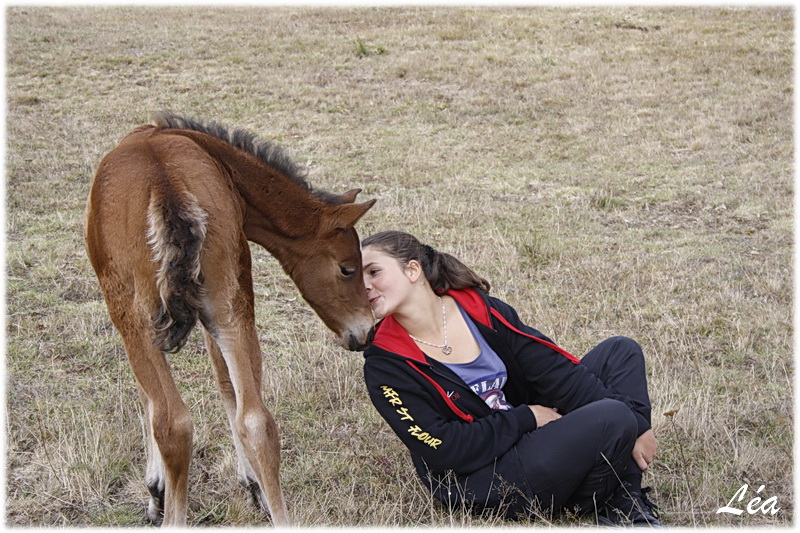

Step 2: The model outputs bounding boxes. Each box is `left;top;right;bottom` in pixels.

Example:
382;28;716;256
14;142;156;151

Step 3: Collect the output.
348;334;360;352
348;326;375;352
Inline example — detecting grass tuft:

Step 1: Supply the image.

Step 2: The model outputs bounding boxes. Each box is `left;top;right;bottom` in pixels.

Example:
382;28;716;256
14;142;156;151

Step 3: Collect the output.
355;37;388;58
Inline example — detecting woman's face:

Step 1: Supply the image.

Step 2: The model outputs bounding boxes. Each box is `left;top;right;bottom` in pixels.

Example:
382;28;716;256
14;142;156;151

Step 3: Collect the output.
362;246;417;320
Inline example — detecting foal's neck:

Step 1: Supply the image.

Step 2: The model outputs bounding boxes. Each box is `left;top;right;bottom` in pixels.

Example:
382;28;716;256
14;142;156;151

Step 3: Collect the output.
227;151;323;253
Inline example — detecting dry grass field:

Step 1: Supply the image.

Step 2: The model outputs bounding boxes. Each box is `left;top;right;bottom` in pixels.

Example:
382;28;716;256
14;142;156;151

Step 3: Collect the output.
5;6;793;528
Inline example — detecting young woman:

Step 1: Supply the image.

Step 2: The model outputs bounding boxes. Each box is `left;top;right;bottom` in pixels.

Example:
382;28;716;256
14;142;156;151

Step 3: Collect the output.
361;231;663;526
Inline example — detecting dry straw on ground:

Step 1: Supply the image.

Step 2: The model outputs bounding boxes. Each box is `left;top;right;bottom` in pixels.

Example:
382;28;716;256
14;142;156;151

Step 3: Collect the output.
5;6;792;527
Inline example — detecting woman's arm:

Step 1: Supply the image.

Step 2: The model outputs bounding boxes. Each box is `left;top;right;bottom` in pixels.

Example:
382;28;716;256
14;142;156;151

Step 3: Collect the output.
488;296;652;436
364;357;536;474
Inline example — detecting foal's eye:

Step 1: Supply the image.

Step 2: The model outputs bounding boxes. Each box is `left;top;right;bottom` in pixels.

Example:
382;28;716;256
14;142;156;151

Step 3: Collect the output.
340;265;357;277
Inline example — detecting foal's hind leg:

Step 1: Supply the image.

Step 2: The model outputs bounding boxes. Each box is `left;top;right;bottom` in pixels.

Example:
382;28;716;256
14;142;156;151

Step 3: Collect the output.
201;315;289;525
136;385;165;523
116;313;194;526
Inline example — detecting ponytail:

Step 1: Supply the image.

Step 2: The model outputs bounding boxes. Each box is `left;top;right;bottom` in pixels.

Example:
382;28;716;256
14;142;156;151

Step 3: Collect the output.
362;231;491;294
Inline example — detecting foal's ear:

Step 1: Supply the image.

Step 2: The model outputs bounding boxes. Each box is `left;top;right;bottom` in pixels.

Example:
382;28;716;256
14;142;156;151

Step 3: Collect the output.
337;188;362;204
322;199;377;234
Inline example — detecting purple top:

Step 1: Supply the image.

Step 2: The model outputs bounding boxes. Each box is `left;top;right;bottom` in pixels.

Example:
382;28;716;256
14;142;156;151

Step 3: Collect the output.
443;305;512;411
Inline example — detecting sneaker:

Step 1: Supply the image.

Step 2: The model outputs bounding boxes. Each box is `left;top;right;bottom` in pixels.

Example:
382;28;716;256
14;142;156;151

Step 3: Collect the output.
599;485;664;528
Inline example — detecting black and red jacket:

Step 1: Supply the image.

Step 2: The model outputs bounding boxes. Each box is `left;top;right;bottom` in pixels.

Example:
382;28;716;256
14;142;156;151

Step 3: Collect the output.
363;288;651;481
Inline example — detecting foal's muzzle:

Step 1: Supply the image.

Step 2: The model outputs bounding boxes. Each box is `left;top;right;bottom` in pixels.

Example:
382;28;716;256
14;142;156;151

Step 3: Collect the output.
348;326;375;352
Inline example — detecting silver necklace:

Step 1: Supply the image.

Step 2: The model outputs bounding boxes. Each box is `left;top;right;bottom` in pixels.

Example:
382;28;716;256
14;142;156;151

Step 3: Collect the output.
409;296;452;355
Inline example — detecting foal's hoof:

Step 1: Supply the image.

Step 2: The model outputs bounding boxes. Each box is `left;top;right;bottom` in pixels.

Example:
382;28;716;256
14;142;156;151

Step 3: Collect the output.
146;503;164;526
146;482;165;525
240;478;268;514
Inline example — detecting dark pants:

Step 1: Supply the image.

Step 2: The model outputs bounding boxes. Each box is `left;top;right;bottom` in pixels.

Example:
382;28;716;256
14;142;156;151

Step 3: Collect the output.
518;336;651;518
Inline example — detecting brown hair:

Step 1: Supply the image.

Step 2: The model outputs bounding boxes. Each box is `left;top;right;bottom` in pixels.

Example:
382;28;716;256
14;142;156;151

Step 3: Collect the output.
362;231;491;294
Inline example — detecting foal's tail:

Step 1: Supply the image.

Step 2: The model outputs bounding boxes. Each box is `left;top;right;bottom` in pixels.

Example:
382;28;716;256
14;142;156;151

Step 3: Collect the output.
146;187;208;353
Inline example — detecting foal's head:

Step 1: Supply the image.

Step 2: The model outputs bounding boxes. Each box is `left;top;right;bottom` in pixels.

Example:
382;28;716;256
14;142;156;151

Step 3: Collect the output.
285;190;377;351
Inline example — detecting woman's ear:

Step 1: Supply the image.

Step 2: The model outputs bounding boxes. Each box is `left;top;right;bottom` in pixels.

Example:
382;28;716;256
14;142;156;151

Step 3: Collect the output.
404;259;423;283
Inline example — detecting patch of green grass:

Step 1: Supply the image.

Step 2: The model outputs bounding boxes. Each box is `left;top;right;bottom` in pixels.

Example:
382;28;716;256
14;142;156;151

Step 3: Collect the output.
516;231;559;269
355;37;387;58
590;188;624;211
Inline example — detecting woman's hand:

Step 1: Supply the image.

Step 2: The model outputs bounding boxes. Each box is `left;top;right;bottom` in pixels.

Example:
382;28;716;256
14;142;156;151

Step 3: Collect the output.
632;429;657;471
529;405;562;427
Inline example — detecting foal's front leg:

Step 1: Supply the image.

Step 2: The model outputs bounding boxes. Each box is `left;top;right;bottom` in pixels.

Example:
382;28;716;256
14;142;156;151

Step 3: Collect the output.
204;328;269;510
204;325;290;526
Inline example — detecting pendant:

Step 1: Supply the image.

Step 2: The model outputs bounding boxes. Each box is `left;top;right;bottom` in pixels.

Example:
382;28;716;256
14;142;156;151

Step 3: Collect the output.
442;345;453;355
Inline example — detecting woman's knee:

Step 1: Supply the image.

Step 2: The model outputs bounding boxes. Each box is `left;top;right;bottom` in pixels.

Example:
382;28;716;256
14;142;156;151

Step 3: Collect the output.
579;399;638;442
606;336;643;357
582;336;644;373
600;336;646;371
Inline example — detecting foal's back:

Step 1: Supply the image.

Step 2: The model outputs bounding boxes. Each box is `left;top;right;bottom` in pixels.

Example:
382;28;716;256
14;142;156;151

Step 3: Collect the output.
85;124;242;347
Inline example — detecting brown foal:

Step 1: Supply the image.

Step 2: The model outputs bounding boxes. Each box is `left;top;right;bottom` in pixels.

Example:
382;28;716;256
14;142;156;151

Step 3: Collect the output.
84;113;375;526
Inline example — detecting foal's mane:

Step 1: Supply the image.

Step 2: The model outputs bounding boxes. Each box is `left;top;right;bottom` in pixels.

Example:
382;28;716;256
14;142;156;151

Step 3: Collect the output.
152;112;341;204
